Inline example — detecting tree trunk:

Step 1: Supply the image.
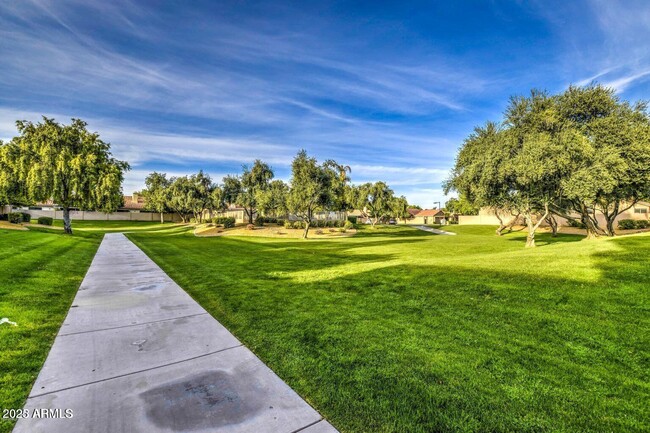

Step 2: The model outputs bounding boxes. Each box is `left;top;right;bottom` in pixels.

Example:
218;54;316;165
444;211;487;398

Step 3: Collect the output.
247;208;254;224
524;206;548;248
62;207;73;234
584;218;600;239
495;212;506;236
160;212;164;224
302;221;310;239
545;214;558;237
525;216;536;247
605;215;616;237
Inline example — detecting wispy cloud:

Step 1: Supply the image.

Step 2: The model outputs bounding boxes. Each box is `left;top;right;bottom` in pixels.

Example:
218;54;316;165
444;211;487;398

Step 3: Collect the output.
2;0;649;206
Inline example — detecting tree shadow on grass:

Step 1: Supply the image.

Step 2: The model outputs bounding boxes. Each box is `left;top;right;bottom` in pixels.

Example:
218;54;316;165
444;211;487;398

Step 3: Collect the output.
503;231;585;246
196;258;647;433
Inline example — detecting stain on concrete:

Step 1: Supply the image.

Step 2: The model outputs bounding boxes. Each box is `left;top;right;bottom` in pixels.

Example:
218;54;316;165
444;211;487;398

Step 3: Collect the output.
131;339;147;351
133;284;159;292
141;370;263;431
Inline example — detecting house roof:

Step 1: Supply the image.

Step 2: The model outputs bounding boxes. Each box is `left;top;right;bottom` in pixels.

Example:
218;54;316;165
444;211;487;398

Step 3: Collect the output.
415;209;445;217
122;195;146;210
407;208;420;217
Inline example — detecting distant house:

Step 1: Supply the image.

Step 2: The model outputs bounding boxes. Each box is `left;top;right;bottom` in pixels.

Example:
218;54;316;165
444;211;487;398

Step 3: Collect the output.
122;193;146;211
411;209;446;225
347;209;371;224
407;208;421;218
458;201;650;226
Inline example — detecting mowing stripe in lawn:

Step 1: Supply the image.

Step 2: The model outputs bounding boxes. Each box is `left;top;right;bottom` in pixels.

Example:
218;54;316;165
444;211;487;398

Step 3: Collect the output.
14;233;337;433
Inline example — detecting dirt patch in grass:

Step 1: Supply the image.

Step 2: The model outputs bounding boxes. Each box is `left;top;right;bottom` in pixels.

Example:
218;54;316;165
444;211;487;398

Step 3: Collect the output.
0;221;28;231
195;224;356;238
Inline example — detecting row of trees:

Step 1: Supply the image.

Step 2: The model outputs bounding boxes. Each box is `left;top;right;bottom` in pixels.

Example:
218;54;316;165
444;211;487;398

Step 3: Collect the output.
0;118;129;234
445;84;650;247
142;150;415;238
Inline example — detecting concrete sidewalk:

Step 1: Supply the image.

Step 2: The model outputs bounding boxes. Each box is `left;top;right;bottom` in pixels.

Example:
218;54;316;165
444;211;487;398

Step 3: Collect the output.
414;225;457;235
15;233;336;433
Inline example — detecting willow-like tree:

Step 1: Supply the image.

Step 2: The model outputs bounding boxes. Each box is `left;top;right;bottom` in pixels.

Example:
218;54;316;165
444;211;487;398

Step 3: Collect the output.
7;118;129;234
142;172;171;223
0;140;30;215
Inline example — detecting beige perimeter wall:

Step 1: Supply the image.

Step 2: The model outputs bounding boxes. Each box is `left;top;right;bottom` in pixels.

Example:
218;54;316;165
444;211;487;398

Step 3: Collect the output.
17;208;182;222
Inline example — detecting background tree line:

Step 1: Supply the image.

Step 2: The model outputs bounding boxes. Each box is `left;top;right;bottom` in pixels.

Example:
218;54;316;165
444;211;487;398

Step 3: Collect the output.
142;150;416;238
445;84;650;247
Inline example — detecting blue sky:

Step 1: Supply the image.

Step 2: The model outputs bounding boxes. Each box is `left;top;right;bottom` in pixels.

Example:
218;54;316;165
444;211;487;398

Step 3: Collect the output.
1;0;649;207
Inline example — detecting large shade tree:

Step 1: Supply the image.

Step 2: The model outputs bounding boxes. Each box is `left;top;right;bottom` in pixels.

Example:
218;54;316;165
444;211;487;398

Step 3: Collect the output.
390;195;411;223
356;181;395;228
287;150;347;238
256;179;288;218
222;160;274;223
445;84;650;245
166;171;217;223
142;172;171;223
6;118;129;234
553;85;650;237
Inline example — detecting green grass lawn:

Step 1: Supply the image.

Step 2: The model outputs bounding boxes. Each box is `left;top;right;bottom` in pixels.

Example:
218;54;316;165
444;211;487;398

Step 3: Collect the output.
49;219;171;233
0;227;101;433
127;225;649;433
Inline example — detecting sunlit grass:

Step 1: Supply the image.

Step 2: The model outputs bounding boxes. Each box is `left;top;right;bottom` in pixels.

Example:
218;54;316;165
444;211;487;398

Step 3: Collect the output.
128;224;649;433
0;228;101;433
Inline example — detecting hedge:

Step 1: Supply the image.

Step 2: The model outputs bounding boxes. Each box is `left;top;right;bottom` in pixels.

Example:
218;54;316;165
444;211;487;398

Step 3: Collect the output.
37;216;54;226
618;219;650;230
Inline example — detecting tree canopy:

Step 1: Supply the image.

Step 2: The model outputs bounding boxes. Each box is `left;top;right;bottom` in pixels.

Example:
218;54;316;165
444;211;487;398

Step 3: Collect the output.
286;150;348;238
445;84;650;246
142;172;171;223
4;117;129;233
355;181;395;227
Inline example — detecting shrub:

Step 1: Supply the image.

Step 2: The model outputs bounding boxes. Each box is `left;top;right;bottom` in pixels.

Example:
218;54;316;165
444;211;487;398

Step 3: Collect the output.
567;219;587;229
347;215;358;224
8;212;23;224
189;217;197;223
329;228;337;233
20;212;31;222
254;216;265;226
212;217;236;228
263;217;277;224
284;220;293;229
0;213;7;221
277;219;284;226
618;219;636;230
339;227;347;233
37;216;53;226
293;221;303;229
619;219;650;230
246;224;255;230
315;229;324;235
344;220;354;230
